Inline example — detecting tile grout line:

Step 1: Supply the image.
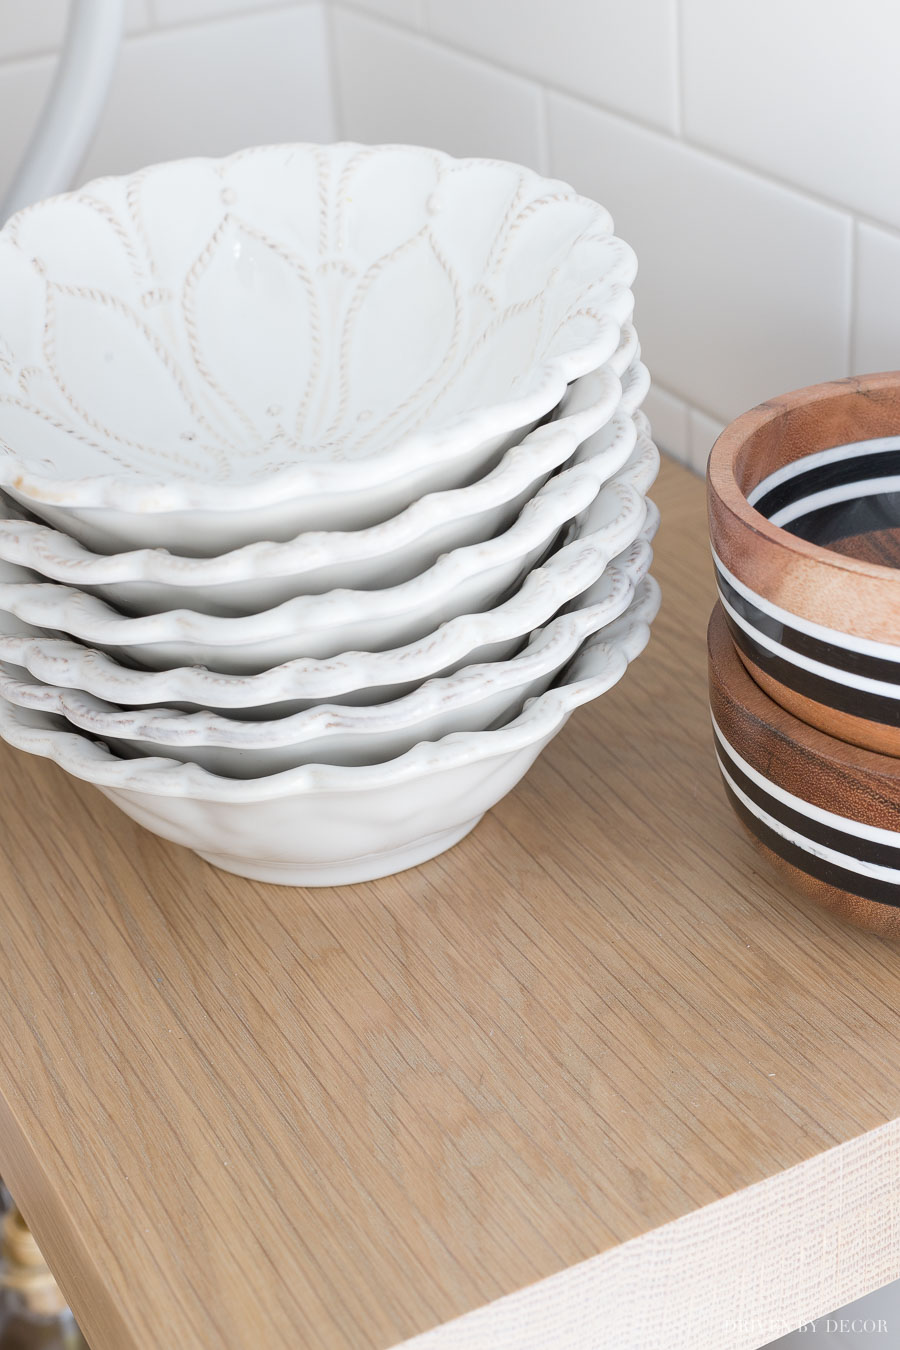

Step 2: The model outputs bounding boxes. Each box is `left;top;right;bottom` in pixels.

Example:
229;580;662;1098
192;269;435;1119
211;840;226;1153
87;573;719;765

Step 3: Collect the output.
562;83;900;247
327;3;900;241
3;0;900;251
648;379;727;435
638;380;718;475
547;84;865;230
535;84;550;176
847;217;859;375
0;0;317;71
671;0;685;139
329;1;680;139
323;0;346;141
324;5;718;450
142;0;307;35
687;408;720;477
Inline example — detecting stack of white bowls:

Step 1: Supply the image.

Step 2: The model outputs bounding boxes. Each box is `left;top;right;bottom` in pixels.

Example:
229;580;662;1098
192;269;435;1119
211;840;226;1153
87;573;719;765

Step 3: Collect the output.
0;143;660;885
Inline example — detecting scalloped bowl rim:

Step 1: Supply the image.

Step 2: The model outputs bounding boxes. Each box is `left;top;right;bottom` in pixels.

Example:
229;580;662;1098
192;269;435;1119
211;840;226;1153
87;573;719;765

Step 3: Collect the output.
0;442;658;701
0;577;660;801
0;142;636;515
0;416;656;653
0;332;644;590
0;530;656;751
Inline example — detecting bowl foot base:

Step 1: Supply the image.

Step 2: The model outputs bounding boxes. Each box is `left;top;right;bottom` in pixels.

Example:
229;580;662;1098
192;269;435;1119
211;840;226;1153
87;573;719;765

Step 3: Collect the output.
196;815;484;887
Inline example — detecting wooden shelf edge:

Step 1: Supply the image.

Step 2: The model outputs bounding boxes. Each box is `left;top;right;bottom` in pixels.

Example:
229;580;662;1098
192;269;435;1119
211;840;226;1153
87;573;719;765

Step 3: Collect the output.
391;1116;900;1350
0;1083;137;1350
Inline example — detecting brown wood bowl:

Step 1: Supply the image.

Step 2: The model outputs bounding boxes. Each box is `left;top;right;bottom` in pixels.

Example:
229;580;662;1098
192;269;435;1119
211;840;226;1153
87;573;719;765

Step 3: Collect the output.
707;371;900;757
708;602;900;937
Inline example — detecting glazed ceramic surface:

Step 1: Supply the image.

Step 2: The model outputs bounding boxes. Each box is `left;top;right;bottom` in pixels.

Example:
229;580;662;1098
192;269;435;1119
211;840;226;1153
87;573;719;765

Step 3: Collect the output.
0;578;659;885
708;601;900;936
707;371;900;757
0;350;647;618
0;142;635;552
0;458;600;672
0;525;656;777
0;435;657;711
0;423;654;674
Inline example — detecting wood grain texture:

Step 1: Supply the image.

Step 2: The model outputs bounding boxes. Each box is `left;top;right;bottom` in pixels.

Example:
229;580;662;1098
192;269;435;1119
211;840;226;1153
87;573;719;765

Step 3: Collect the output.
711;603;900;826
707;371;900;640
738;646;900;759
747;835;900;940
0;458;900;1350
827;523;900;568
710;602;900;935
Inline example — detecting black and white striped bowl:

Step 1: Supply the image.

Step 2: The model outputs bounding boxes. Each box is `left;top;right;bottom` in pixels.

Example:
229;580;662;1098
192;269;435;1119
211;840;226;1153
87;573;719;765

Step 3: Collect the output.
713;539;900;757
708;601;900;936
707;373;900;758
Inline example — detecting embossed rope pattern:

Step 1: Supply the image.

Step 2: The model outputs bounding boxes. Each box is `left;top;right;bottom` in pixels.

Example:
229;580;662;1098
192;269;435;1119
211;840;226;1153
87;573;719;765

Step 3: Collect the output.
0;143;636;510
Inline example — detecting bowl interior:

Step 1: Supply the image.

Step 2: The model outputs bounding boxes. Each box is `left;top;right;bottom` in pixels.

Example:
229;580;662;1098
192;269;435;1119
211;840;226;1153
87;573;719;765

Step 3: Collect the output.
742;380;900;568
0;144;627;486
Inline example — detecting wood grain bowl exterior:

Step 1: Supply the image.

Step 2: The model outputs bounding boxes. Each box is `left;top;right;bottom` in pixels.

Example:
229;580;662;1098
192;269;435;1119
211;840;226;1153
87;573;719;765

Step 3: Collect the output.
735;645;900;758
708;603;900;936
717;572;900;757
707;371;900;757
707;371;900;640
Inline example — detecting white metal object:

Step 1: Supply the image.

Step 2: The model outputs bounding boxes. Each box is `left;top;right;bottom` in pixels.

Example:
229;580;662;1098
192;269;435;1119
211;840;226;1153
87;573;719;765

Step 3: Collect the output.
0;0;124;223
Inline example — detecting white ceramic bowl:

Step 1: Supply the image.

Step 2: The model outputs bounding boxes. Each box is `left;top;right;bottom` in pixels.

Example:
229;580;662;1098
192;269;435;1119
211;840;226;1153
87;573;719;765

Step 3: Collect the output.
0;523;656;776
0;142;635;553
0;437;655;718
0;431;657;713
0;346;646;617
0;423;649;673
0;577;660;885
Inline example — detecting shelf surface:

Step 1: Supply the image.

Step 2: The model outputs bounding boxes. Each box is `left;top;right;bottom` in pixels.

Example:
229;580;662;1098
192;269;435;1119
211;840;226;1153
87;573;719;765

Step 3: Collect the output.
0;456;899;1350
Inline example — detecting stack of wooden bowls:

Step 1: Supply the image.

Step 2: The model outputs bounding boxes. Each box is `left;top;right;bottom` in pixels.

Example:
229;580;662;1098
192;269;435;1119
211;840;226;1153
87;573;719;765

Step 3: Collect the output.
707;371;900;935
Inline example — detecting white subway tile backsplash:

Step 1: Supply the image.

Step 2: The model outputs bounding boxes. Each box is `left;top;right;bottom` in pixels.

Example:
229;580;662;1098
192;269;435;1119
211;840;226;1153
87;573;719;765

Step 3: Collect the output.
332;7;543;167
336;0;423;25
0;1;69;58
687;408;724;478
423;0;677;133
150;0;304;25
682;0;900;230
642;384;689;465
547;93;852;424
0;57;55;197
129;1;153;34
853;223;900;375
0;0;148;61
77;5;334;182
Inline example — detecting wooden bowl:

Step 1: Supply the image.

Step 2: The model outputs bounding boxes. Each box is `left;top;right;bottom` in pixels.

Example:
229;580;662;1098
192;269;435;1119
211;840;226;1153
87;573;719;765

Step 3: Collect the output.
708;601;900;937
707;371;900;757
